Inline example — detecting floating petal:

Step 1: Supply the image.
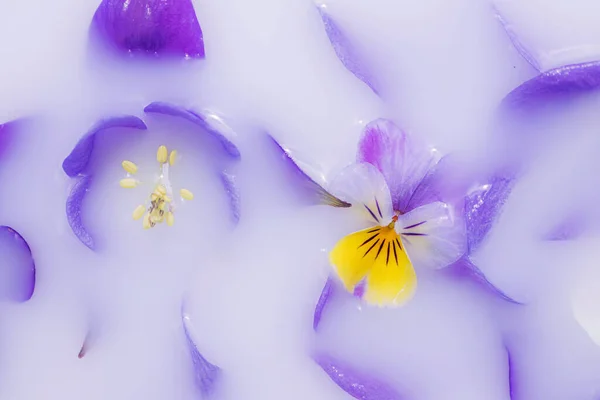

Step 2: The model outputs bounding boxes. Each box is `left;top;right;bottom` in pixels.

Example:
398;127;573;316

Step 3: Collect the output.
330;226;416;307
182;312;221;397
464;173;516;254
501;61;600;111
448;256;522;305
267;134;350;208
220;171;241;225
329;162;394;225
90;0;205;58
0;226;35;302
315;4;380;96
313;277;334;331
66;175;95;250
0;119;25;159
144;102;240;159
494;6;541;72
399;202;466;270
357;119;438;213
62;116;147;177
314;353;404;400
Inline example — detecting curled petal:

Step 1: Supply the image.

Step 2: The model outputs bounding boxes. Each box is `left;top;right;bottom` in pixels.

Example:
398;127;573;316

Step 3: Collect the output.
465;173;516;254
448;256;522;305
357;119;439;213
0;226;35;302
315;4;380;96
62;116;147;177
182;313;221;397
90;0;205;58
267;134;350;208
314;353;404;400
501;61;600;111
329;163;394;225
313;277;335;331
220;171;240;225
144;102;241;159
66;175;95;250
494;6;541;72
399;202;466;270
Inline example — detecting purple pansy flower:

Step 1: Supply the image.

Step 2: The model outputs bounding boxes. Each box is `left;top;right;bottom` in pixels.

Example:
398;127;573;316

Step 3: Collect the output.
90;0;205;58
0;120;36;303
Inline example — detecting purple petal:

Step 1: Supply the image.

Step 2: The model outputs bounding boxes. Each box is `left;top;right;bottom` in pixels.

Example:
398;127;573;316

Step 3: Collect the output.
494;6;541;72
0;226;35;302
316;5;380;96
182;314;221;397
267;134;350;208
66;175;95;251
464;172;516;254
313;278;334;331
220;171;240;225
543;213;587;241
447;256;522;305
501;61;600;111
144;102;241;159
314;353;404;400
62;116;147;178
506;345;518;400
90;0;204;58
0;119;24;159
357;119;437;213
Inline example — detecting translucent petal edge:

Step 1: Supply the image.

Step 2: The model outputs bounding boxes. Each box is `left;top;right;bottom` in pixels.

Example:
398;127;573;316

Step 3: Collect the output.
144;101;241;159
62;115;147;177
220;171;241;225
0;226;36;302
493;5;541;72
315;4;380;96
267;133;350;208
313;277;334;331
66;175;95;250
313;352;404;400
182;312;221;397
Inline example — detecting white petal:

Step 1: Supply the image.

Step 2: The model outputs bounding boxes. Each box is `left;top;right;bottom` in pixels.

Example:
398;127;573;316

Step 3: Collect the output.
329;162;394;225
398;202;466;270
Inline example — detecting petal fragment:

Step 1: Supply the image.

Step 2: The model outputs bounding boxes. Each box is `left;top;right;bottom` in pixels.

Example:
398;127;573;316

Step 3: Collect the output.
0;226;35;302
182;312;221;397
399;202;466;270
267;134;350;208
357;119;438;213
66;175;95;250
90;0;205;58
220;171;241;225
330;226;416;307
313;277;335;331
62;116;147;177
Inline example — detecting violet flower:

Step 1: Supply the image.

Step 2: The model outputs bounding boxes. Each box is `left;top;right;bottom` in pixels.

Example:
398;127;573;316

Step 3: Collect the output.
0;120;36;303
62;103;241;250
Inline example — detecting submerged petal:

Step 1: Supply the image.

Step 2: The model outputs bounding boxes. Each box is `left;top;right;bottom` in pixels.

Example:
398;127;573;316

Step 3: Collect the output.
0;226;35;302
494;6;541;72
62;116;147;177
315;4;380;96
220;171;240;225
144;102;240;159
267;134;350;208
464;173;516;254
357;119;438;213
399;202;466;270
313;277;335;331
501;61;600;111
314;353;404;400
66;175;95;250
90;0;205;58
182;312;221;397
329;162;394;225
330;226;416;307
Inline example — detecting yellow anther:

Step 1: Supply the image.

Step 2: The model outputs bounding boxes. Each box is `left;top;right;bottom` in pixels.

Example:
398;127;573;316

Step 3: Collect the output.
180;188;194;201
132;205;146;220
169;150;177;166
157;145;168;164
166;211;174;226
121;160;138;174
142;214;152;229
151;193;159;202
164;196;172;203
119;178;138;189
155;185;167;196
